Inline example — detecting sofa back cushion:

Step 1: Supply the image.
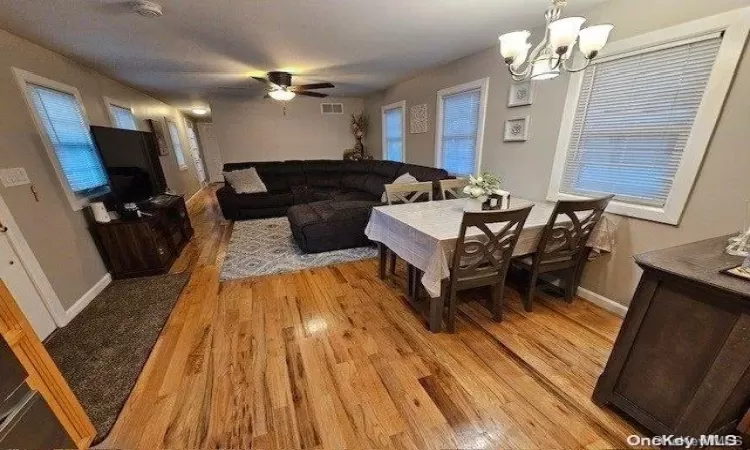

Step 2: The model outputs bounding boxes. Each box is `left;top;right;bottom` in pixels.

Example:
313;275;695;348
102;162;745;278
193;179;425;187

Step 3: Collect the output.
370;160;403;179
223;161;305;191
303;160;343;188
362;175;392;198
222;160;449;198
341;173;369;191
397;164;450;182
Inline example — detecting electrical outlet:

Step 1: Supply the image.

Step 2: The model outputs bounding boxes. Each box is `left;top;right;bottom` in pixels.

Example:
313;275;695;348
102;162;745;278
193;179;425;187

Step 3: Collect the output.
0;168;31;187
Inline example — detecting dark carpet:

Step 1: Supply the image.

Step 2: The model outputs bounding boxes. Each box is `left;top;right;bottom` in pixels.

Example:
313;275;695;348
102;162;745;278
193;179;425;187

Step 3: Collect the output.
45;273;190;444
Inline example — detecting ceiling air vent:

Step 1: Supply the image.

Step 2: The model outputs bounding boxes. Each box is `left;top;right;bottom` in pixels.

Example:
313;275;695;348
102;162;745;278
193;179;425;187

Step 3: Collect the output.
321;103;344;115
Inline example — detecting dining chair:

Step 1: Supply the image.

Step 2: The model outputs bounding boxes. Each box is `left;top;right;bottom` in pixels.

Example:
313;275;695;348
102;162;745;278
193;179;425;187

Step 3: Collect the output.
384;181;433;204
438;178;469;200
380;181;434;293
514;195;613;311
443;205;533;332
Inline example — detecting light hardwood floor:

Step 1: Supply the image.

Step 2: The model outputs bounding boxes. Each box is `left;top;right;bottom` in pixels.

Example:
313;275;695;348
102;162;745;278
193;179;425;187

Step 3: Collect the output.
103;186;642;449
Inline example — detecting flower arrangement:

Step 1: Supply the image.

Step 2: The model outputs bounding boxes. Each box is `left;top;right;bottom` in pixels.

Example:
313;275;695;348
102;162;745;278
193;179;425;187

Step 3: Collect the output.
346;113;372;160
350;113;368;139
463;172;503;201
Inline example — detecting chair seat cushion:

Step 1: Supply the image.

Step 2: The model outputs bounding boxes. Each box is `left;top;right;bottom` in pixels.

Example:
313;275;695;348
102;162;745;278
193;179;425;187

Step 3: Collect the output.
516;255;574;266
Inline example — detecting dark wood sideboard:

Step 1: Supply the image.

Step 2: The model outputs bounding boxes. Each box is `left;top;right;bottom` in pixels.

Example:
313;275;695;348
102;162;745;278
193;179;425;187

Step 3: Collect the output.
594;236;750;438
91;195;193;279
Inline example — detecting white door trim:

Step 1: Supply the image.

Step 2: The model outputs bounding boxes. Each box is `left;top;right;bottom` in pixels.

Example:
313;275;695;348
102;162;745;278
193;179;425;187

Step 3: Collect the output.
0;193;67;326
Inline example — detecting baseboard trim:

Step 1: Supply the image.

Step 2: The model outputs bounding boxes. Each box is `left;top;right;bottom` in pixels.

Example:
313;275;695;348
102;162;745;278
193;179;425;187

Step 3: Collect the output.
577;287;628;317
62;273;112;325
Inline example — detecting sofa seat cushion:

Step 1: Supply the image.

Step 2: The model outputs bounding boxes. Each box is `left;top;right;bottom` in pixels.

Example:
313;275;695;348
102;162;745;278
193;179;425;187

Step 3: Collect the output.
332;190;379;202
234;190;294;209
288;200;379;253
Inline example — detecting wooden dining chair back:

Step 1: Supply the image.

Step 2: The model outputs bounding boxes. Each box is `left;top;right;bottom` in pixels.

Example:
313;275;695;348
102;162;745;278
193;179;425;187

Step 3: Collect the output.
517;195;613;311
439;178;469;200
381;181;434;282
444;205;533;331
385;182;434;205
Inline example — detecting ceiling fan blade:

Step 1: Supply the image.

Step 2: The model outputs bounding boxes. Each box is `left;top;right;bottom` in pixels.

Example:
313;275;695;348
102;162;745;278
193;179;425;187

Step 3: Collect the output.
252;76;281;90
295;91;328;98
294;82;335;90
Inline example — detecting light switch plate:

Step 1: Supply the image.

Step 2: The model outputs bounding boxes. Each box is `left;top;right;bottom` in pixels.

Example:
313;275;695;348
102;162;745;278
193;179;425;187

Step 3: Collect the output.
0;168;31;187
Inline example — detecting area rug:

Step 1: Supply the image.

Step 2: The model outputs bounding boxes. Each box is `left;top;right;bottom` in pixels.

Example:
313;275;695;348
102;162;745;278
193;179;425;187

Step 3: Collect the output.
45;273;190;444
220;217;378;280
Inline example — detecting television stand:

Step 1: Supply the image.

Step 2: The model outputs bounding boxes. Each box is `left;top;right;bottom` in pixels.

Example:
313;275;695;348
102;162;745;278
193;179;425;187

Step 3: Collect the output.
90;195;194;279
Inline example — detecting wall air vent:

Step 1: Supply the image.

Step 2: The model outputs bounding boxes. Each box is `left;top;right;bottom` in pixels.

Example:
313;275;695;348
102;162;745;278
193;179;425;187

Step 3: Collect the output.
320;103;344;115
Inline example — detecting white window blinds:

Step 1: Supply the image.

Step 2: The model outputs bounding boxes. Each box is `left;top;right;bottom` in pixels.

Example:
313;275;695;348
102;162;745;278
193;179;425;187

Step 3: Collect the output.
167;121;187;168
110;105;138;131
383;106;404;161
440;88;481;175
560;35;722;207
27;84;109;195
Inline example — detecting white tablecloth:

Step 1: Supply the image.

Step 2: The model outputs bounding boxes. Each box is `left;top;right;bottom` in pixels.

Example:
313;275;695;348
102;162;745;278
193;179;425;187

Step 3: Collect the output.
365;198;613;298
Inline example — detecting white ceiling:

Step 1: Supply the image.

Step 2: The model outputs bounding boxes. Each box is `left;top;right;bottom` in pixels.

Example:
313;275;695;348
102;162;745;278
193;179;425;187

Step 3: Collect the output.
0;0;609;114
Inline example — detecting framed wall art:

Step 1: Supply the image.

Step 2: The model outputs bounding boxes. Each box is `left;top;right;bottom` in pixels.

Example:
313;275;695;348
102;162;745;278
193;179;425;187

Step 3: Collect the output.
410;103;429;134
504;116;530;142
508;81;534;107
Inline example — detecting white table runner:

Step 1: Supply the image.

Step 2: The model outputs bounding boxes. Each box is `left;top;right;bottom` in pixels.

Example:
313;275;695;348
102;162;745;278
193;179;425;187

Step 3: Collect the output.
365;198;612;298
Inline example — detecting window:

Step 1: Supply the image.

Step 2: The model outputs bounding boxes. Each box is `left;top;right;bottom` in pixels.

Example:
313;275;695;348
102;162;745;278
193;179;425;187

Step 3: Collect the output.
435;78;488;176
167;121;187;170
106;99;138;131
13;69;109;210
549;10;749;224
382;101;405;162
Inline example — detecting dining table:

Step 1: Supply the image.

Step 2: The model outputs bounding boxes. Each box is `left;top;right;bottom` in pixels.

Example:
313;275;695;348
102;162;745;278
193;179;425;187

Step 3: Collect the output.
364;197;615;332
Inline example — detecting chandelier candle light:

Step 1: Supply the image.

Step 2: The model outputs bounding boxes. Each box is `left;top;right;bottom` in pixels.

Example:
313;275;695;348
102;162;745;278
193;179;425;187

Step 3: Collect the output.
498;0;613;81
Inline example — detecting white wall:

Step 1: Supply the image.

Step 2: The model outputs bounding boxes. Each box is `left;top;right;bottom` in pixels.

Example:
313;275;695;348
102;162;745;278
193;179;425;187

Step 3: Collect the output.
210;96;364;163
365;0;750;307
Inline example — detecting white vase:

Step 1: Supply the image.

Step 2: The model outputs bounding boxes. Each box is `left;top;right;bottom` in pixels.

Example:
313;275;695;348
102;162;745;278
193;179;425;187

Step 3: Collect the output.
464;197;485;212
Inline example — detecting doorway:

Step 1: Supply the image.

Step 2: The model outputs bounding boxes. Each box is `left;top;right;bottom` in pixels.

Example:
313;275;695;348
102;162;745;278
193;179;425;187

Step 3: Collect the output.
0;196;57;340
196;123;224;183
186;125;207;187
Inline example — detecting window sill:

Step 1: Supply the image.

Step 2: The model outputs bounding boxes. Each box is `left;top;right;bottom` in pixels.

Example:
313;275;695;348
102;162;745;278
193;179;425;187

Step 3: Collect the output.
546;191;681;226
178;165;188;172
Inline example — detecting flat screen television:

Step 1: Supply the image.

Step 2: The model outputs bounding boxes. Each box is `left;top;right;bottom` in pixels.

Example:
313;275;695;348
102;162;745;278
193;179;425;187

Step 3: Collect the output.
90;126;167;203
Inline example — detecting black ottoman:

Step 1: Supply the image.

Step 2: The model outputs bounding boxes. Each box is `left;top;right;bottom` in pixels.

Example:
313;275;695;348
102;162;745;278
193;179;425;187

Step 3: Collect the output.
288;200;379;253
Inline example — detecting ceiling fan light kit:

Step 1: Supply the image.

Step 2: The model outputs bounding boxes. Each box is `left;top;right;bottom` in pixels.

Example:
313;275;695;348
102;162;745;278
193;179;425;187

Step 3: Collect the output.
268;89;296;101
252;71;335;102
498;0;613;81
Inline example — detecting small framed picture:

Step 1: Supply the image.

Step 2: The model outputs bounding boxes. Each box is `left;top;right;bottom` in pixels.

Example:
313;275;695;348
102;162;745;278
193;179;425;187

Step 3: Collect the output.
504;116;530;142
508;81;534;107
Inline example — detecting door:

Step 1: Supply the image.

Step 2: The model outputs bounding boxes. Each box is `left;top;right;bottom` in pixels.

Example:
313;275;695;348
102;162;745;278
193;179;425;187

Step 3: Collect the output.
185;126;207;186
0;219;56;340
196;123;224;183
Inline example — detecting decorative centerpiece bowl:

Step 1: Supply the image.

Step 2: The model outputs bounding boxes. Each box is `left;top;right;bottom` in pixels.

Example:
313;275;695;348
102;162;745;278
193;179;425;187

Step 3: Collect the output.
462;172;509;211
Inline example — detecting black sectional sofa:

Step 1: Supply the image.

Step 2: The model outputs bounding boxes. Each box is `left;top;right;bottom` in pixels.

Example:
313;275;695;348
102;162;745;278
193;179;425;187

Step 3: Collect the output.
216;160;450;253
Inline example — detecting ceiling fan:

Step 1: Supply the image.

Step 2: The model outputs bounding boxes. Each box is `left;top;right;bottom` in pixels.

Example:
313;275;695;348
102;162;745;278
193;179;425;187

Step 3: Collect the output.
252;71;334;101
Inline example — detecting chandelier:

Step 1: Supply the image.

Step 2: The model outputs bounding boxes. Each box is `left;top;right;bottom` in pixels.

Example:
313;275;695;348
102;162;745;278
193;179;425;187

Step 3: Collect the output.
498;0;613;81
